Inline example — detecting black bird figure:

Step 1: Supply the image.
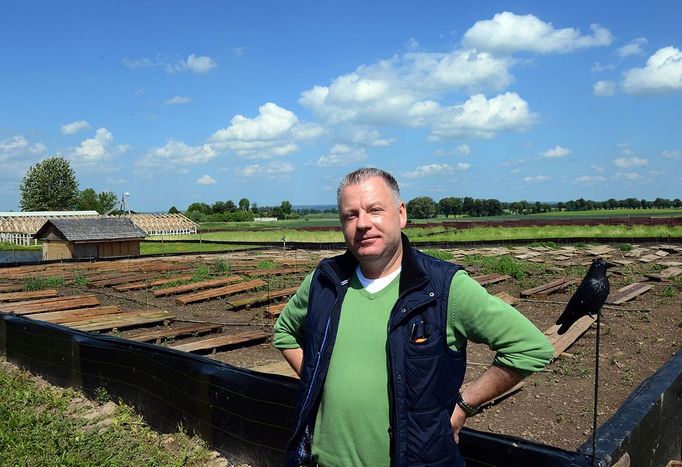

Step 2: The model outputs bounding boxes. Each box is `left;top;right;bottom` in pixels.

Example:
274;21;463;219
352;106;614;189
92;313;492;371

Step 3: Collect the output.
556;258;615;335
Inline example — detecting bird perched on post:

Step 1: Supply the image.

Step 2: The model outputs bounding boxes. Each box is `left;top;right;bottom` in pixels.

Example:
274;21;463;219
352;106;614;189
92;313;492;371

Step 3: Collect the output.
556;258;615;335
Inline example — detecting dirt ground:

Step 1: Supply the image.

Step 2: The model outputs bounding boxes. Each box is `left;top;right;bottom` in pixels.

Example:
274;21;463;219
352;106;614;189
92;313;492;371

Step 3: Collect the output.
8;242;682;453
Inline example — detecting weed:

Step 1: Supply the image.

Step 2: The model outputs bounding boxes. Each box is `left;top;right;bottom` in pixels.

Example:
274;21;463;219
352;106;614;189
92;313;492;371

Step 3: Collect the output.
192;265;211;282
73;273;88;287
618;243;633;252
257;260;278;269
422;249;454;261
528;241;558;249
662;286;676;297
213;259;230;273
94;387;111;404
24;276;64;291
463;254;528;280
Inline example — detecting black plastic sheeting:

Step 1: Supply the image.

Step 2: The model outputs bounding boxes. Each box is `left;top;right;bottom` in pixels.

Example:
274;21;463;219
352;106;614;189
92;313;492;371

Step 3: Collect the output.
580;350;682;467
0;313;597;466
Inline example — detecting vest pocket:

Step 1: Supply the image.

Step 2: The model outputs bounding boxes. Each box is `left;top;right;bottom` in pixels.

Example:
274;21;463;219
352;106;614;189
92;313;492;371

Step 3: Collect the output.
405;406;456;464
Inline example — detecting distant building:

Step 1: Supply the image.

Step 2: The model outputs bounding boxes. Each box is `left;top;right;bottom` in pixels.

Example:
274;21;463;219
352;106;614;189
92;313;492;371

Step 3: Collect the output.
33;217;146;260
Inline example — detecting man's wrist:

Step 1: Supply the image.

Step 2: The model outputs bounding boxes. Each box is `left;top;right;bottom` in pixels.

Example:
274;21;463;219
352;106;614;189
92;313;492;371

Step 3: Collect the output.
456;391;480;417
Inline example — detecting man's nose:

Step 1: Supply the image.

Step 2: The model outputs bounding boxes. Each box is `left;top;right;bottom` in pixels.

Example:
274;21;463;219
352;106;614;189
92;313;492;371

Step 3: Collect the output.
357;210;371;230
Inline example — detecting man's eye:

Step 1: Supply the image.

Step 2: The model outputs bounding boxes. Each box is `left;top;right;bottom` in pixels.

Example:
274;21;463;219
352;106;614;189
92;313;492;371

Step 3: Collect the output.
345;214;356;220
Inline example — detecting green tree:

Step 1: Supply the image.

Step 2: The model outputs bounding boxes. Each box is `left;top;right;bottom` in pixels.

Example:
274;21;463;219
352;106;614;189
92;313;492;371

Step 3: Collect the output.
239;197;250;211
168;206;179;214
77;188;98;211
406;196;438;219
20;156;79;211
97;191;118;213
187;202;211;214
280;200;292;216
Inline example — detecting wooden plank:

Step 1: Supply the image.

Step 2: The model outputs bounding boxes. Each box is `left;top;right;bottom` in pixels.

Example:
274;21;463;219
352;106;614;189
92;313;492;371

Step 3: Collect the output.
494;292;518;306
28;305;124;326
586;245;614;256
125;322;224;342
515;252;542;260
250;360;298;378
472;274;511;286
175;279;267;306
0;295;100;314
265;302;287;317
520;278;573;297
545;314;596;359
226;286;299;310
112;274;194;292
638;254;659;263
645;267;682;281
169;330;269;352
244;267;306;277
88;272;159;288
28;305;121;324
69;311;175;332
606;283;654;305
0;284;25;293
0;289;59;303
153;275;242;297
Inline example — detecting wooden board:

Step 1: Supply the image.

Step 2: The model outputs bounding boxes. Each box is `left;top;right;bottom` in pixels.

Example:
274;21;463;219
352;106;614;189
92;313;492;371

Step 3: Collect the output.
586;245;614;256
28;305;122;324
265;302;287;317
153;275;242;297
545;314;597;359
0;289;59;302
226;286;299;310
88;272;160;288
125;322;224;342
169;330;269;352
244;267;306;277
494;292;518;306
520;278;573;297
68;310;175;332
638;254;659;263
645;267;682;281
250;360;298;378
472;274;511;286
606;283;654;305
0;284;25;293
112;274;194;292
0;295;100;314
175;279;267;306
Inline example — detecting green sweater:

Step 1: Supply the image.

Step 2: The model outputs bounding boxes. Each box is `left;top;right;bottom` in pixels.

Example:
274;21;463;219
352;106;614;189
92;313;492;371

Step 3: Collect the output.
274;269;553;466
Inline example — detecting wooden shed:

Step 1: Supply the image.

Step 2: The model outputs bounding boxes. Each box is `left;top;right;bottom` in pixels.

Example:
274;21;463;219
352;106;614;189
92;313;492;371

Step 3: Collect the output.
33;217;147;260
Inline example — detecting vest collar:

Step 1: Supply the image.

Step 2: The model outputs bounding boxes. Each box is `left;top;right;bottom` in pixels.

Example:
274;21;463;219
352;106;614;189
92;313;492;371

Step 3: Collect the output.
326;233;428;295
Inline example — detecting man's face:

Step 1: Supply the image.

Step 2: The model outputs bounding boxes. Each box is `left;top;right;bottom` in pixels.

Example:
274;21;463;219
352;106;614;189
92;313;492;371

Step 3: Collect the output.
338;176;407;267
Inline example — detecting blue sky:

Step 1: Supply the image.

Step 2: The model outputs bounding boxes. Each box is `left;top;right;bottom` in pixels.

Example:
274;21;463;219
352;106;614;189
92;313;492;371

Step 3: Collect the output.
1;1;681;212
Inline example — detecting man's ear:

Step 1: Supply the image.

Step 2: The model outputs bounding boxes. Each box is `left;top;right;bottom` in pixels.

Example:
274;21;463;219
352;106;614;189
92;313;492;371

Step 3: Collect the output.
399;202;407;228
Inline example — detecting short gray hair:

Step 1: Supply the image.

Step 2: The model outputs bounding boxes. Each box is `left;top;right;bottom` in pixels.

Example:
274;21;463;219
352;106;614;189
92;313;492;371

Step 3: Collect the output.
337;167;401;207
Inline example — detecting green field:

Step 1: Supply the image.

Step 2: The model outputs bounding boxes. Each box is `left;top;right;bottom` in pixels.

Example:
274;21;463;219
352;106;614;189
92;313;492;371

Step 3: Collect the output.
140;241;260;255
0;242;40;252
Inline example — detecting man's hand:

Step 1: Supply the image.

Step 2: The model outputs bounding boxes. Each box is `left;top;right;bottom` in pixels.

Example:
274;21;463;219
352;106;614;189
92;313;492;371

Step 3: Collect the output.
450;364;525;443
450;405;468;443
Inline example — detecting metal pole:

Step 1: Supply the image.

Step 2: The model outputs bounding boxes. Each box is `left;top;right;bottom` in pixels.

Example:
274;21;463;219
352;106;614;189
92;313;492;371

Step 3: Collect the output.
592;313;600;466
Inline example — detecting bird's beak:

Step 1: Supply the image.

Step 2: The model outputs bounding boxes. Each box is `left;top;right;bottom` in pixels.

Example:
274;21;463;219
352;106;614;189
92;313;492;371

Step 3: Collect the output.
604;261;618;269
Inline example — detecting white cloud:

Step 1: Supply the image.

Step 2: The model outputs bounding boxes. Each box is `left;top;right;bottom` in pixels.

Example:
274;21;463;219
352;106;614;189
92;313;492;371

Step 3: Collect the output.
316;144;367;167
616;37;648;58
0;135;46;161
70;128;129;165
236;161;295;180
622;46;682;94
541;145;571;158
164;96;192;105
613;156;648;168
137;140;217;171
592;62;615;73
573;175;606;184
590;164;605;173
231;47;247;56
196;175;216;185
661;150;682;160
456;144;471;155
429;92;537;140
614;172;642;181
122;53;217;74
349;128;395;147
462;11;613;54
403;163;460;179
185;54;217;74
61;120;91;135
106;177;126;185
522;175;551;183
593;80;616;96
455;162;471;170
210;102;320;159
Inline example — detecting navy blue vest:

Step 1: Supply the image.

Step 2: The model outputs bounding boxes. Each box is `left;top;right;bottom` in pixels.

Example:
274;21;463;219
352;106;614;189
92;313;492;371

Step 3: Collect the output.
287;235;467;466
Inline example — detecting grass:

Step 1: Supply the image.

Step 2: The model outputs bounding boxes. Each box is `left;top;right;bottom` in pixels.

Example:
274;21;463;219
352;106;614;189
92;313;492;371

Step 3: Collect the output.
0;358;215;466
140;241;258;255
461;254;532;281
148;224;682;246
422;249;454;261
0;242;41;251
24;276;64;291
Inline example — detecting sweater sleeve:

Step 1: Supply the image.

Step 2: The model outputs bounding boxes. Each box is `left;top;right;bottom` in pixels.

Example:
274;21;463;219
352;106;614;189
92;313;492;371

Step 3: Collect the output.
273;272;314;349
447;270;553;376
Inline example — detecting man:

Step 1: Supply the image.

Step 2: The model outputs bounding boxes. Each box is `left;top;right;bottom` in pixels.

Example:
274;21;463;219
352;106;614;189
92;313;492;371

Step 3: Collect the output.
274;168;553;466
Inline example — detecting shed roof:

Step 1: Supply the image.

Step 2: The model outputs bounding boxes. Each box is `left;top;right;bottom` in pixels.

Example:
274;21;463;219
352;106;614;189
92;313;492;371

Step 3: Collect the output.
33;217;147;242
